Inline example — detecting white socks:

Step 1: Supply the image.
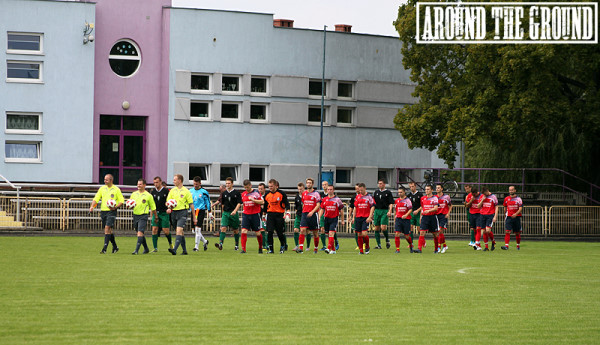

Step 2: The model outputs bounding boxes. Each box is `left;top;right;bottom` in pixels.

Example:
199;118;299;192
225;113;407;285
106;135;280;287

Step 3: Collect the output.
194;227;207;248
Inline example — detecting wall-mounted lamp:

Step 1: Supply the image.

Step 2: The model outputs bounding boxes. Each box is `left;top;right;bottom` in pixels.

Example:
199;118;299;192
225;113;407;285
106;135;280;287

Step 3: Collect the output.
83;22;95;44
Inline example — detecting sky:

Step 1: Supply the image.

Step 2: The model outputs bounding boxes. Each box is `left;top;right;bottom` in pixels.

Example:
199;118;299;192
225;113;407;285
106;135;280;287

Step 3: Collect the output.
171;0;403;37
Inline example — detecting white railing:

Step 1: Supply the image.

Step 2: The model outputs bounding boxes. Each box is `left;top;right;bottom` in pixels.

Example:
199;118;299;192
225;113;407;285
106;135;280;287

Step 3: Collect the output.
0;174;21;224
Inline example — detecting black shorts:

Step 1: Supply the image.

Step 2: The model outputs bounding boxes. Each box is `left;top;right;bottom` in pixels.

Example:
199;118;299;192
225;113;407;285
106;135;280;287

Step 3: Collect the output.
101;210;117;228
266;212;285;232
469;213;480;229
300;212;318;230
242;213;261;231
172;209;188;228
395;218;411;235
195;209;206;227
505;217;522;232
437;214;448;229
323;217;338;232
420;215;439;232
355;217;369;232
133;214;149;233
480;214;494;228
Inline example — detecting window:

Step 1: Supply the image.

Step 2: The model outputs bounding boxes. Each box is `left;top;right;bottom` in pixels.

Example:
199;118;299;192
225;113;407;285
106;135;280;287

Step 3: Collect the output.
309;80;327;97
250;104;267;122
249;166;266;183
109;39;141;78
337;108;353;125
222;76;240;92
251;77;268;94
221;103;240;121
189;165;209;183
5;141;41;162
338;82;354;99
378;169;392;185
336;168;351;184
7;61;42;82
6;112;41;134
220;165;239;182
191;102;210;119
7;33;42;54
308;106;326;124
191;74;210;92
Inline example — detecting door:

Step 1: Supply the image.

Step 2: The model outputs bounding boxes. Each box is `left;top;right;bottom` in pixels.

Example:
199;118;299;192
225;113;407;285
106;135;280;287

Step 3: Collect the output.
99;115;146;185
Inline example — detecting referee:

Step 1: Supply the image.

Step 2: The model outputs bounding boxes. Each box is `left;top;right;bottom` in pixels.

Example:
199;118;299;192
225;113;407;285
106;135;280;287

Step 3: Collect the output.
263;179;291;254
373;179;394;249
166;174;196;255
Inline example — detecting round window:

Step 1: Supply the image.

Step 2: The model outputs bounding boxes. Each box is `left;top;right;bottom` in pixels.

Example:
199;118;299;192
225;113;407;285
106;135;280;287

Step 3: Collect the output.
109;39;141;77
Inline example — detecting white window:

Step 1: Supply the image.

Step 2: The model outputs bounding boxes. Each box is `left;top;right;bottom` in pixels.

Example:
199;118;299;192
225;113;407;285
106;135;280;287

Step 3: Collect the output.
5;112;42;134
308;106;327;125
190;101;210;120
222;75;241;93
220;165;239;183
109;39;141;78
378;169;392;186
337;108;354;126
250;103;268;122
336;168;352;185
191;74;211;92
250;77;268;94
338;82;354;99
221;102;241;122
189;165;210;184
309;79;328;98
7;32;43;54
5;141;41;163
249;166;266;183
7;60;42;83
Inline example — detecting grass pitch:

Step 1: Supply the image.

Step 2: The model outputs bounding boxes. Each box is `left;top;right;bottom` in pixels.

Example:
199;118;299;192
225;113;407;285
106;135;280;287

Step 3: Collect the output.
0;236;599;344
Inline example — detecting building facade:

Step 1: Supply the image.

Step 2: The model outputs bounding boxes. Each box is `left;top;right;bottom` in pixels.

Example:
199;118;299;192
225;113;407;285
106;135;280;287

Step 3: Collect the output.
1;0;445;188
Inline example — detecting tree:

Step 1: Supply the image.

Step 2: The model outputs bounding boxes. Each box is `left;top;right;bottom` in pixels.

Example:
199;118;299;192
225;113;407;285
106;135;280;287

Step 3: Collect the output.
393;0;600;185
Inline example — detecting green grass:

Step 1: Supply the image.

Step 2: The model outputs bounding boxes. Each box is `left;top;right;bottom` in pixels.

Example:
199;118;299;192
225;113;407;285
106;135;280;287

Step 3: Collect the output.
0;236;599;344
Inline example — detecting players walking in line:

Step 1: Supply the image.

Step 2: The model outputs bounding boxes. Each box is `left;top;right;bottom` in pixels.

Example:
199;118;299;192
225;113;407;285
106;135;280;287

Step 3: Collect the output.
150;176;173;252
90;174;124;254
435;183;452;253
407;182;423;243
465;186;482;250
129;178;157;255
463;184;475;247
319;184;344;254
413;185;439;253
297;178;321;253
240;180;265;254
166;174;196;255
292;182;304;251
394;186;414;253
502;185;523;250
477;187;499;251
258;183;269;251
353;182;375;255
373;179;394;249
216;177;242;250
190;176;210;252
263;179;291;254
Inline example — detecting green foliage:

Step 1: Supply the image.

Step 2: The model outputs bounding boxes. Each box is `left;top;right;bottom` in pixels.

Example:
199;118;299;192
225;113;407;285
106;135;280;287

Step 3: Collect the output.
1;237;600;344
394;0;600;184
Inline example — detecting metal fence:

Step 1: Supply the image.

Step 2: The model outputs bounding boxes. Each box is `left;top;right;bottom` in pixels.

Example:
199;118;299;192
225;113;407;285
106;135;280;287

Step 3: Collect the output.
1;197;599;236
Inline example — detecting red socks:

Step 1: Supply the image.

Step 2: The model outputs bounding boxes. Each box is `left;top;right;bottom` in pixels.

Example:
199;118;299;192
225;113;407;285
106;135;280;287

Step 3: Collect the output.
328;236;335;250
299;234;305;250
475;228;482;243
241;233;248;251
395;237;400;249
488;231;495;242
438;232;446;247
516;233;521;244
418;235;425;250
314;236;319;249
364;235;370;249
434;236;439;252
357;235;364;253
505;232;511;245
257;233;263;249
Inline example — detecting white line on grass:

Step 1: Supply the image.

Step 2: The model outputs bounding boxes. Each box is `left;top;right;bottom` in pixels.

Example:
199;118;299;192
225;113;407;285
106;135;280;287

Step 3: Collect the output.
457;267;478;274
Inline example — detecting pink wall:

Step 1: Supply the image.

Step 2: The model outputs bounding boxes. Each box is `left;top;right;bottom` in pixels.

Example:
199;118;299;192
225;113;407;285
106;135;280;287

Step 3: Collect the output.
92;0;170;183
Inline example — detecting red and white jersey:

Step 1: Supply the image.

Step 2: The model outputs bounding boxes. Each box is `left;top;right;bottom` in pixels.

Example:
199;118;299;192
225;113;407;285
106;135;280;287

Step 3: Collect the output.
466;193;480;214
503;196;523;217
354;193;375;218
394;198;412;219
420;195;439;214
480;194;498;215
242;189;263;215
301;190;321;213
321;196;344;218
437;194;452;215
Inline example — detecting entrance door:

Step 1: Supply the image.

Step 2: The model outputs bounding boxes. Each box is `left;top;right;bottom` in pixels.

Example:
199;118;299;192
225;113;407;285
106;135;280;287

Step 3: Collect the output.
99;115;146;185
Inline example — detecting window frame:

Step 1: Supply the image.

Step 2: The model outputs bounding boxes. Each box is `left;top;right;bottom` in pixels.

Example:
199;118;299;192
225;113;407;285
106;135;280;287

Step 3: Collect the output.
337;81;355;100
249;103;269;123
108;39;141;79
221;75;242;94
5;140;42;163
309;79;328;99
250;76;269;95
6;60;43;83
249;166;267;184
190;73;212;93
220;165;240;184
5;112;42;134
335;168;352;186
190;101;211;121
220;102;242;122
336;107;354;127
7;32;43;55
377;169;393;187
308;106;329;126
189;164;210;185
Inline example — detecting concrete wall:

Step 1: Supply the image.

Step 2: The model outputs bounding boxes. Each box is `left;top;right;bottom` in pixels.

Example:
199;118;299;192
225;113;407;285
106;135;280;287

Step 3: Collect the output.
0;0;95;182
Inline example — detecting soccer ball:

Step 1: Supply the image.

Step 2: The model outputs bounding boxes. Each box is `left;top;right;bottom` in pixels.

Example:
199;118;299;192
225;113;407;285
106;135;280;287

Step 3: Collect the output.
106;199;117;208
166;199;178;209
125;199;136;209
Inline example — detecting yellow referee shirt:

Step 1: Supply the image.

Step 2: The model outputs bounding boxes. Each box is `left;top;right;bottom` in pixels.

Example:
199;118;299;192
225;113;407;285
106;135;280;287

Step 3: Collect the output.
166;186;193;211
93;185;124;211
129;190;156;215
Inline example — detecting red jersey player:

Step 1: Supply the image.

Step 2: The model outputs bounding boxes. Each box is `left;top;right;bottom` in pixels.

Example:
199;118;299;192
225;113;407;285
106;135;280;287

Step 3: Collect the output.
413;185;439;253
466;186;483;250
297;178;321;253
319;185;344;254
436;183;452;253
477;187;499;251
502;185;523;250
353;182;375;255
240;179;265;254
393;186;414;253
